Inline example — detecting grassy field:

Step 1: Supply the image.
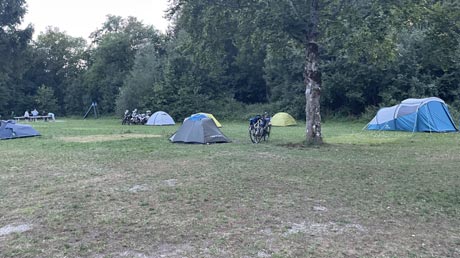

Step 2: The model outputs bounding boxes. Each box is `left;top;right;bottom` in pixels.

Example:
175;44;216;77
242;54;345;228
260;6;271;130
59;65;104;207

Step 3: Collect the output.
1;118;459;258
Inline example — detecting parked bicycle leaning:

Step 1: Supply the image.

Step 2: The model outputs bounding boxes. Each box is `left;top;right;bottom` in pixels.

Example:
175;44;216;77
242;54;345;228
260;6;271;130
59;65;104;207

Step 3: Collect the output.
248;112;271;143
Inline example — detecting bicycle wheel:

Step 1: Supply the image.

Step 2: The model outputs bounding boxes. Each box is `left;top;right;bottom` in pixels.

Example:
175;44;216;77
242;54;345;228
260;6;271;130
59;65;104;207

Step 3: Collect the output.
249;126;257;143
249;125;263;143
254;127;264;143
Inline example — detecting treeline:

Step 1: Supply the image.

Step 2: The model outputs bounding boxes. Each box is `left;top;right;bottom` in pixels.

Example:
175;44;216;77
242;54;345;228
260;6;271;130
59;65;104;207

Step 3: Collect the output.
1;0;459;120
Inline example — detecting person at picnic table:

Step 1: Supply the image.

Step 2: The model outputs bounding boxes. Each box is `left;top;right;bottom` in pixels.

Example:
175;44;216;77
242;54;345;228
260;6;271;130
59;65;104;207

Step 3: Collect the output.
31;109;39;117
47;112;55;121
24;110;30;121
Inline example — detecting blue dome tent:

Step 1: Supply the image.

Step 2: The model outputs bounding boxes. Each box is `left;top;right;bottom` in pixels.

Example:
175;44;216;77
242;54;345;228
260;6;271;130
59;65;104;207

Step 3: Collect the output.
366;97;458;132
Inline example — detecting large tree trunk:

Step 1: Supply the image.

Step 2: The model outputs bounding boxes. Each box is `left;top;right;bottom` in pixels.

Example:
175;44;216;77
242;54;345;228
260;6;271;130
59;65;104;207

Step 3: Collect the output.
304;0;323;145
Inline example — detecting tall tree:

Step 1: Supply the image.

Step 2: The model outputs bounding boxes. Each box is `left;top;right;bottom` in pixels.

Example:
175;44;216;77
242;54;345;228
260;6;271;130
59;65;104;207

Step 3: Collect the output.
116;35;167;114
260;0;415;144
83;16;161;113
168;0;269;104
167;0;328;144
24;27;87;115
168;0;423;144
0;0;33;116
304;0;322;145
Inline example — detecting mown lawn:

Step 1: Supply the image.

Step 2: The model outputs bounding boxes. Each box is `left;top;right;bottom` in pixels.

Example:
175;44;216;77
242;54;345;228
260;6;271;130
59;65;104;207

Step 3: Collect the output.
1;118;459;257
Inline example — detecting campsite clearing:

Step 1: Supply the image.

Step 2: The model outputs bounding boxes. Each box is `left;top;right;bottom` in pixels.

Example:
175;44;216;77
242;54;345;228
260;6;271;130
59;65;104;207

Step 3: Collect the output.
0;119;459;257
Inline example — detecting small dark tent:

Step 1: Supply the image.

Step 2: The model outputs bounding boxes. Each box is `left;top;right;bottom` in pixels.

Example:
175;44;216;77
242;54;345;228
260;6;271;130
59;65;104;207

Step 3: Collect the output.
170;118;230;144
0;120;41;140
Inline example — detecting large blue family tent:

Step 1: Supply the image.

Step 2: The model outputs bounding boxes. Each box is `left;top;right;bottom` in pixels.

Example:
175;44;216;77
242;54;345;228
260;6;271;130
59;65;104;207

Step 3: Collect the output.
0;120;41;140
366;97;458;132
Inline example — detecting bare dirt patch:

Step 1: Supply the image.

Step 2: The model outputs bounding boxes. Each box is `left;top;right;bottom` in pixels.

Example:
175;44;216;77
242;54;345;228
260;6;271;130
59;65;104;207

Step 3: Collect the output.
0;224;32;236
97;244;195;258
58;134;162;143
253;152;285;160
417;153;460;162
312;205;328;212
128;184;149;193
163;179;178;187
283;220;366;236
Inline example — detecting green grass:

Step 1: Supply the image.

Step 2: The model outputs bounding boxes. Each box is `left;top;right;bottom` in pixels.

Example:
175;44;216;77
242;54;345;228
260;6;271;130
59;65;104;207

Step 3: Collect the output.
1;119;459;257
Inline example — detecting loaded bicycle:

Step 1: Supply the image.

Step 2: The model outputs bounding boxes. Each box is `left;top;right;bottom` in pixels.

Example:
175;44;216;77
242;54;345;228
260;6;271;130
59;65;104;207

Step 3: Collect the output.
122;109;151;125
249;113;271;143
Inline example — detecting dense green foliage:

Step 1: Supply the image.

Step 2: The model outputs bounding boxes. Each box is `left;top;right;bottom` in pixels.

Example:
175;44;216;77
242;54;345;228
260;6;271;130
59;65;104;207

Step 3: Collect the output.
0;0;33;117
0;0;459;121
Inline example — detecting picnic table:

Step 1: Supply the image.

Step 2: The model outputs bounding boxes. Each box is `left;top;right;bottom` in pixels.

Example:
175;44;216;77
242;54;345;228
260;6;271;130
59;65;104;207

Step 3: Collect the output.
14;115;53;122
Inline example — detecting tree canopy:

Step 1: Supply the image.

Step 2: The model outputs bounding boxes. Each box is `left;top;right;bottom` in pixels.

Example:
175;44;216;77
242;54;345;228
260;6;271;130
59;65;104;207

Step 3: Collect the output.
0;0;33;116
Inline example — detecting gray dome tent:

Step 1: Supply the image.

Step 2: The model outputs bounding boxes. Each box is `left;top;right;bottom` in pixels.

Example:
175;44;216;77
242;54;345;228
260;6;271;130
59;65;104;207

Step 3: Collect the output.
0;120;41;140
146;111;175;126
170;118;230;144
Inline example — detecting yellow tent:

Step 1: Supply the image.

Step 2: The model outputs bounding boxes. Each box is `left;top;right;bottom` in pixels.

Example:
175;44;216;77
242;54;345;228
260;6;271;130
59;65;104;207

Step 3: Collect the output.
198;113;222;127
184;113;222;127
271;112;297;126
